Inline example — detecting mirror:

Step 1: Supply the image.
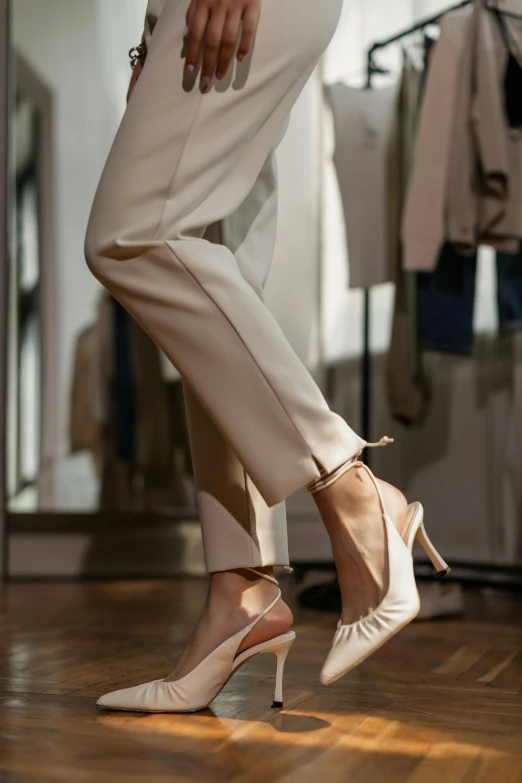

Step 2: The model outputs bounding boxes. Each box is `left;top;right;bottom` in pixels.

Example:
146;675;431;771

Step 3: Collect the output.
7;0;196;515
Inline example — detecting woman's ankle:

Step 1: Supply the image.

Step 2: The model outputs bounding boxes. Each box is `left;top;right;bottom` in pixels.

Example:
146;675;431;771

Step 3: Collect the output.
313;468;377;521
208;567;277;609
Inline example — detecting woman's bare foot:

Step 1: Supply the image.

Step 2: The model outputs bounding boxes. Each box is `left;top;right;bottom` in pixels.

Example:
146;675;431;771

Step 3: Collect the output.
164;567;293;682
313;466;408;625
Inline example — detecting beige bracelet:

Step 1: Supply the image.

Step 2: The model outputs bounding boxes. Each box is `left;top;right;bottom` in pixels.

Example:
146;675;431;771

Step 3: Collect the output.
129;42;147;70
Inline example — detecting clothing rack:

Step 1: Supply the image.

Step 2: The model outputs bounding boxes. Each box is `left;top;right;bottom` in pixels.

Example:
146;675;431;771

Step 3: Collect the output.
299;0;522;600
296;0;480;602
367;0;472;83
360;0;472;460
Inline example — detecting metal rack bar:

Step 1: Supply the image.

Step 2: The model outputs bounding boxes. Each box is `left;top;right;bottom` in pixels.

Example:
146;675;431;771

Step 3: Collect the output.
367;0;471;72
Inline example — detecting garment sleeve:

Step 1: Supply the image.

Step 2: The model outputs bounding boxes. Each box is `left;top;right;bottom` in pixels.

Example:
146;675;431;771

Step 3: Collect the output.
401;14;467;271
472;3;509;231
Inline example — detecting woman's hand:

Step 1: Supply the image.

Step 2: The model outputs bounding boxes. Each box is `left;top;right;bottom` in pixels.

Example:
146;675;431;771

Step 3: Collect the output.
184;0;260;87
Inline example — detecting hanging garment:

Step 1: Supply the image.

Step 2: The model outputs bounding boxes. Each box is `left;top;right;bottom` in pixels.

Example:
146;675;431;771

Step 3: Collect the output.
477;3;522;250
386;59;431;425
402;7;473;272
417;243;478;356
416;243;522;355
444;6;483;258
69;292;190;510
485;0;522;64
404;1;522;270
325;81;401;288
69;324;103;463
503;48;522;128
489;1;522;128
448;0;522;254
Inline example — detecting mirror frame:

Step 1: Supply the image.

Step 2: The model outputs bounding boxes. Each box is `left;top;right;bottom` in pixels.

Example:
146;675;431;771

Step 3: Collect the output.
0;0;9;579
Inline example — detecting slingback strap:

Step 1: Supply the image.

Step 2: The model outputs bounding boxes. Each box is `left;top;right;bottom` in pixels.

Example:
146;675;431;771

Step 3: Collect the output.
306;436;394;495
243;568;282;632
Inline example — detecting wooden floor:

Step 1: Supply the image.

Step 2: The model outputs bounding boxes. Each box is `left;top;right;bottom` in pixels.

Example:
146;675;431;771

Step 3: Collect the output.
1;577;522;783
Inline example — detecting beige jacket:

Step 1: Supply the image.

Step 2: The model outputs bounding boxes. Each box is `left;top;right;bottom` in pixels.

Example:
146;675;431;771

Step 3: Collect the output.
403;0;522;270
402;7;473;271
448;0;522;254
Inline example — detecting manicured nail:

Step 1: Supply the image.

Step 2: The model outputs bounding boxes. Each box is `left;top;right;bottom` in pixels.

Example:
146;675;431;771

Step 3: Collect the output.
216;71;224;80
200;76;211;86
183;25;189;37
186;63;195;72
237;53;244;62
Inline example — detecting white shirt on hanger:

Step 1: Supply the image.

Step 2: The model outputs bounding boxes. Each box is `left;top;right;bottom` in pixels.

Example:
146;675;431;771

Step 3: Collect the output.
325;81;401;289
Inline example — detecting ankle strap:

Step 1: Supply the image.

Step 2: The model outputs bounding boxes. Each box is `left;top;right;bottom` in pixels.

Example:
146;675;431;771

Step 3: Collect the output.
244;567;279;586
308;459;390;523
306;436;394;495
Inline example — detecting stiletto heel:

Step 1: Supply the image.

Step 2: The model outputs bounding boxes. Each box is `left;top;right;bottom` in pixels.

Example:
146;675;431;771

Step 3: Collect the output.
96;569;295;713
310;441;450;686
416;521;451;577
271;637;294;708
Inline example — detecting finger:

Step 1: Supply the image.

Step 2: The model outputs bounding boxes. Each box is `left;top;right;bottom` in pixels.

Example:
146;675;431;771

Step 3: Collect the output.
200;8;226;86
185;2;209;73
185;0;196;36
237;1;260;62
216;11;241;79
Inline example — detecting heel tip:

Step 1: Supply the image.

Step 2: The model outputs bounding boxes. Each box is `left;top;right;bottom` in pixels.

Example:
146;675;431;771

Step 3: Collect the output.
437;567;451;578
271;701;283;709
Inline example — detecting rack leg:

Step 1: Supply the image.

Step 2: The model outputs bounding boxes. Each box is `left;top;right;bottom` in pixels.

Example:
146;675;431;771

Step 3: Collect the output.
361;287;371;468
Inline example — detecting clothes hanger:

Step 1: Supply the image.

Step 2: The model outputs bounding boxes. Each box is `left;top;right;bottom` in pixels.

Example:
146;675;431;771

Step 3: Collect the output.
484;0;522;20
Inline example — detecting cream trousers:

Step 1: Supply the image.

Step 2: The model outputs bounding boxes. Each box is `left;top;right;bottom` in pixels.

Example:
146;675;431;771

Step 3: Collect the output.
85;0;365;573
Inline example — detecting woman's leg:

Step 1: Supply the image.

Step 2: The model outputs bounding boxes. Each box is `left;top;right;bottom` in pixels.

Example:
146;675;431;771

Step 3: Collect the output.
87;0;410;682
171;152;292;680
85;0;365;514
186;149;289;575
135;0;290;574
88;1;425;700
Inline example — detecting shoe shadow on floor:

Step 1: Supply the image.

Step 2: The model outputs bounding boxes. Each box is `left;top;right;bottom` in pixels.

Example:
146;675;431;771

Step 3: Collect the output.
96;707;331;734
197;708;331;733
270;713;330;733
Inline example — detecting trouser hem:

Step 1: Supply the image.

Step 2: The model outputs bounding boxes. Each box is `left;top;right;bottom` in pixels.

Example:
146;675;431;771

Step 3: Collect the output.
204;541;290;574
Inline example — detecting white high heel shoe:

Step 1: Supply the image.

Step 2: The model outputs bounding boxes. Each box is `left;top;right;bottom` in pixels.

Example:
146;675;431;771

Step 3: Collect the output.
96;568;295;713
309;445;450;686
